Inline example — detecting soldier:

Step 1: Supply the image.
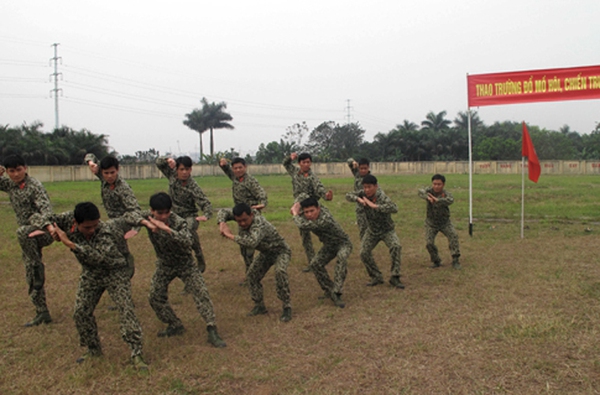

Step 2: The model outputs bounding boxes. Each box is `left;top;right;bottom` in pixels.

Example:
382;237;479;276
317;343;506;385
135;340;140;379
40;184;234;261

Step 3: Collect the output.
283;152;332;272
347;157;372;240
346;175;405;289
418;174;461;269
85;154;140;279
139;192;226;347
51;202;147;370
291;198;352;308
218;203;292;322
156;155;211;272
0;155;56;327
219;157;268;282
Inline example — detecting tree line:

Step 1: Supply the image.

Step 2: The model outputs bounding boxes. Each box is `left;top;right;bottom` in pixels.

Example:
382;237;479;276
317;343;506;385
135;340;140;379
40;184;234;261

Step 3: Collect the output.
253;111;600;164
3;105;600;166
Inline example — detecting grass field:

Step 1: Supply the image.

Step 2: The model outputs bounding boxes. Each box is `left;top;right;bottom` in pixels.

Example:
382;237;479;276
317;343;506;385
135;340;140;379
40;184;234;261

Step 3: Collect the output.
1;173;599;394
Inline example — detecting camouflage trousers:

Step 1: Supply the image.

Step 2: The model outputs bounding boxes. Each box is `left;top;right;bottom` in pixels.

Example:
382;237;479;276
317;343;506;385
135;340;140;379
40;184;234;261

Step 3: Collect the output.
299;228;315;265
185;216;206;269
73;266;143;357
360;229;402;281
247;249;291;309
240;246;255;272
16;226;54;314
355;206;368;241
149;261;216;327
310;242;352;296
425;222;460;264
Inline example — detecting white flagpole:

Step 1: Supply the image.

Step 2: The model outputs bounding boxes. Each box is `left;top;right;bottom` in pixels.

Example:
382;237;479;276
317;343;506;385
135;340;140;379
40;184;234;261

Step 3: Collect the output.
521;156;525;239
467;78;473;237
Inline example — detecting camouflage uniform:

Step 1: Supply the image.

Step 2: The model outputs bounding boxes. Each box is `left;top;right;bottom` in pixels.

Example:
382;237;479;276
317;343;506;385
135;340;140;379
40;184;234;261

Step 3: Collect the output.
53;213;143;358
293;206;352;296
218;209;291;309
347;158;369;240
219;162;268;271
283;156;328;264
346;188;402;282
0;174;54;316
156;157;212;268
85;153;142;277
418;187;460;265
140;210;217;328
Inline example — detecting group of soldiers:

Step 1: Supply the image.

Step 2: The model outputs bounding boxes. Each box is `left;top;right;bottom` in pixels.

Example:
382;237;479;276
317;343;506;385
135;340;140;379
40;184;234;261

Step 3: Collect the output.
0;151;461;372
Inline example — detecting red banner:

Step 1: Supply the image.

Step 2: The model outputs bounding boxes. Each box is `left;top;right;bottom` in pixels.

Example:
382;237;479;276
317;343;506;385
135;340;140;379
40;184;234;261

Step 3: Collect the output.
467;65;600;107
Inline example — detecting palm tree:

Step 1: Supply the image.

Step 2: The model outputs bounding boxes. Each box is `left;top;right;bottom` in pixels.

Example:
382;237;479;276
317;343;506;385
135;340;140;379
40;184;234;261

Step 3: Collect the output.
396;119;419;132
421;111;451;132
183;97;234;158
454;111;483;132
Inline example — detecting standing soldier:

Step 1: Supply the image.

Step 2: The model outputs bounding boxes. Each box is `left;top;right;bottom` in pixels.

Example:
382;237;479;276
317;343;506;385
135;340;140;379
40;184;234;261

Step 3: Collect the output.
0;155;56;327
218;203;292;322
156;155;212;273
283;152;332;272
346;175;405;289
85;153;141;279
291;198;352;308
418;174;461;269
219;157;268;282
347;157;372;240
138;192;226;347
51;202;147;370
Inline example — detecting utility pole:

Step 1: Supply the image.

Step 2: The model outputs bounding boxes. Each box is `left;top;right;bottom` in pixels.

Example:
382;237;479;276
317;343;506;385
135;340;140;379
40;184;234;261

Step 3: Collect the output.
49;43;62;131
345;99;353;125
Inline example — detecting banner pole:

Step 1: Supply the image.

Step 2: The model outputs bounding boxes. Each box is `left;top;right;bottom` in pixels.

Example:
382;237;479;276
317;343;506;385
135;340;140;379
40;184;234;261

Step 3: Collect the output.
467;77;473;237
521;156;525;239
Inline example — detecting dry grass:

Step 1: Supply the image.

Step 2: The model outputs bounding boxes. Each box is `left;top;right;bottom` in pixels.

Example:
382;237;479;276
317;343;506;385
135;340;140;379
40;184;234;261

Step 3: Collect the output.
1;174;600;394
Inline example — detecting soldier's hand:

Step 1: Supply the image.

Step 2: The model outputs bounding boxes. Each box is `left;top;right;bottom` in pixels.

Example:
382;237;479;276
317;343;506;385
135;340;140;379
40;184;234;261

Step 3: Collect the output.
290;152;298;161
148;216;171;233
196;216;208;222
88;161;99;174
325;190;333;201
124;229;138;240
54;224;75;248
290;202;301;216
0;165;5;176
352;161;358;169
356;197;367;206
167;158;176;169
48;223;61;241
251;204;265;211
218;222;228;234
219;158;228;167
28;229;46;238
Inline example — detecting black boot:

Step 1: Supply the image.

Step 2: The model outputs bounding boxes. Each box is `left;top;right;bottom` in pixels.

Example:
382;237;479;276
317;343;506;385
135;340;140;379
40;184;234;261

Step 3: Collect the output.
207;326;226;348
24;311;52;327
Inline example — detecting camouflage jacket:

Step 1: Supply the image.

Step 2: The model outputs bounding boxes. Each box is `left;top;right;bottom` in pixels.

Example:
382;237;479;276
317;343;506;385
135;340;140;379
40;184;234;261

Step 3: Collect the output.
418;187;454;227
0;174;53;227
84;153;142;223
156;157;212;219
53;212;131;272
219;163;268;207
293;206;351;247
139;210;195;266
345;188;397;234
218;208;290;254
283;156;327;203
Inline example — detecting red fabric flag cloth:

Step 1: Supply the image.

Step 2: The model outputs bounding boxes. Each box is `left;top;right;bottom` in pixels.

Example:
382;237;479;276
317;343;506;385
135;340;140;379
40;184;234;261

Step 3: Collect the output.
522;122;540;183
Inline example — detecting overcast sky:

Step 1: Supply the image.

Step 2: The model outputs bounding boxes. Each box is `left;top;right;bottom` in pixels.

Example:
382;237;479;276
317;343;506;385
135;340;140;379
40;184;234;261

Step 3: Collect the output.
1;0;599;157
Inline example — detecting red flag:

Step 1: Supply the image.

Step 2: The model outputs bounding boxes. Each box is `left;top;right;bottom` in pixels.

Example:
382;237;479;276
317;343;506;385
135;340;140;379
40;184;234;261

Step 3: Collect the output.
522;122;540;183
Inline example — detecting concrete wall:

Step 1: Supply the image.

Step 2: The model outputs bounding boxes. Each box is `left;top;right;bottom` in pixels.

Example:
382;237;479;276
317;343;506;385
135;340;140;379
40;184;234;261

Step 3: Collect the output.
26;160;600;182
